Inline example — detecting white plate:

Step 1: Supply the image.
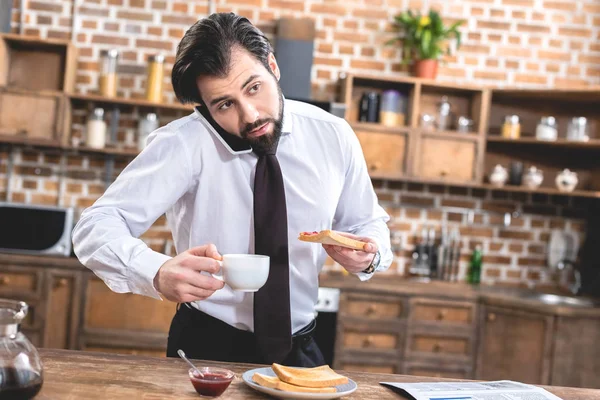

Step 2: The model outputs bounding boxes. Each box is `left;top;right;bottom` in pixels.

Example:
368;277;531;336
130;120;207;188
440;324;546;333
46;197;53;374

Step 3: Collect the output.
242;367;357;399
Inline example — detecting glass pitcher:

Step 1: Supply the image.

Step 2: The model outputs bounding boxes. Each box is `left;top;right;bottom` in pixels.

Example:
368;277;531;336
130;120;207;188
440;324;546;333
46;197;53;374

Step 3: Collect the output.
0;299;43;399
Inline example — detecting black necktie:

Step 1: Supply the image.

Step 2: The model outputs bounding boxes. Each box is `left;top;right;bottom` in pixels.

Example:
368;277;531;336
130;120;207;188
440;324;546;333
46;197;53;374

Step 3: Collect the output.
253;145;292;364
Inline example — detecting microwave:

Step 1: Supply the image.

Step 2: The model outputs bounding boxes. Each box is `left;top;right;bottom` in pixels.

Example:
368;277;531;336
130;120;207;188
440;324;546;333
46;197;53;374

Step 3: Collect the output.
0;202;73;257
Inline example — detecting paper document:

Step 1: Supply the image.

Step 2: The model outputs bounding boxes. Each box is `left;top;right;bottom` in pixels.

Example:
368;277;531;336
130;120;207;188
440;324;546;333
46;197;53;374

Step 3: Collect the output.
380;380;563;400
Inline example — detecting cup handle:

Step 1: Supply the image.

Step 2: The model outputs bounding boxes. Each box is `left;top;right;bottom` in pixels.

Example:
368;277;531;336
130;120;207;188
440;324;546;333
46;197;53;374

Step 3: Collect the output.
211;260;224;282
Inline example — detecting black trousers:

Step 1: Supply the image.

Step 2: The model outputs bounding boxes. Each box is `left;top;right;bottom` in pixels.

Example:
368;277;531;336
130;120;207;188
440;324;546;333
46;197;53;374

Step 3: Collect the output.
166;303;326;367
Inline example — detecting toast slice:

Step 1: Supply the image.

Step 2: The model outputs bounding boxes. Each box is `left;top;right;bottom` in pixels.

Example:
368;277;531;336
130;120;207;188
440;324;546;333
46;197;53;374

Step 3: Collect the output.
252;372;337;393
298;230;367;251
272;363;349;388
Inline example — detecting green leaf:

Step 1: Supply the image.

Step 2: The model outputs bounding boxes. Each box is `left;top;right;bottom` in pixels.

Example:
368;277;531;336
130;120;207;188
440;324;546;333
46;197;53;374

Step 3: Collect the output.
422;29;432;56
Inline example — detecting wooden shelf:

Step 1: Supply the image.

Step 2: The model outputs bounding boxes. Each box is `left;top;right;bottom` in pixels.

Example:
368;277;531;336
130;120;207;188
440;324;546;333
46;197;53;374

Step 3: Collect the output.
350;122;410;135
369;173;600;199
69;93;194;112
487;136;600;150
422;130;480;142
0;135;138;157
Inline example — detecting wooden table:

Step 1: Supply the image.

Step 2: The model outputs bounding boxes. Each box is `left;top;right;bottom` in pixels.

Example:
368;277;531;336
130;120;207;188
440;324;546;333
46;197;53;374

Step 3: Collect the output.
35;349;600;399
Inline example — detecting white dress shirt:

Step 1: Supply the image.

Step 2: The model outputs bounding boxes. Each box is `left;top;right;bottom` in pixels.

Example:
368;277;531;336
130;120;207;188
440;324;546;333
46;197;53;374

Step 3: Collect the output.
72;99;392;334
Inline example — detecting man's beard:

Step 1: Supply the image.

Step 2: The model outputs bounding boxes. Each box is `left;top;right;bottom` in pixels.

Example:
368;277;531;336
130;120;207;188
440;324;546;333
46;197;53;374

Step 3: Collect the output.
240;86;284;154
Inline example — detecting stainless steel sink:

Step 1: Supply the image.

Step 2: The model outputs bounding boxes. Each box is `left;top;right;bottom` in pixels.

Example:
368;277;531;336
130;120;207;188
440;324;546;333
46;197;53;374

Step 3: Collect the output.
521;293;600;308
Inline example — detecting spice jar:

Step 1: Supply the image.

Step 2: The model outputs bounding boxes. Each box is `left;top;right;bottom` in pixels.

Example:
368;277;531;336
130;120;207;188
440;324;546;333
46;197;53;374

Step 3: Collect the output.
146;54;165;103
86;108;107;149
138;113;159;151
502;115;521;139
566;117;588;142
99;49;119;97
379;90;405;127
535;116;557;141
436;96;452;131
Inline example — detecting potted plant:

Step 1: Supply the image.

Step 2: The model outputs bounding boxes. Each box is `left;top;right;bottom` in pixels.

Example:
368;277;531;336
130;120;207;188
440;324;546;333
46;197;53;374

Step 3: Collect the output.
389;10;464;79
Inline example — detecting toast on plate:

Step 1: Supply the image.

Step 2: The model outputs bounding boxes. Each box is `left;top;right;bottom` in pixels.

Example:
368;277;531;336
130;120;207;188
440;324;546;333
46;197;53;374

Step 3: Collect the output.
252;372;337;393
271;363;349;388
298;230;367;251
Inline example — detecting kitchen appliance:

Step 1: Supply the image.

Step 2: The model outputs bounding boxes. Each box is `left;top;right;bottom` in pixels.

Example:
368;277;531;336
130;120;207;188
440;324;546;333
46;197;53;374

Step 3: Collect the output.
0;203;73;256
314;287;340;366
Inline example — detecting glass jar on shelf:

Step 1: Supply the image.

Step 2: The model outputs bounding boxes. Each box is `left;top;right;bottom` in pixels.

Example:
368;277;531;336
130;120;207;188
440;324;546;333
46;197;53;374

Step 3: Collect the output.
535;116;557;141
0;300;43;399
379;90;405;127
86;107;107;149
137;113;159;151
566;117;588;142
99;49;119;97
146;54;165;103
502;115;521;139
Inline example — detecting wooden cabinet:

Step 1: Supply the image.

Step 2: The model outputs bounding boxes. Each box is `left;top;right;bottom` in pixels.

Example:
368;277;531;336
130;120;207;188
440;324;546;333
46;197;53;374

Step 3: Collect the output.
476;305;554;384
78;275;176;355
355;129;407;176
415;137;477;181
551;317;600;389
0;256;176;357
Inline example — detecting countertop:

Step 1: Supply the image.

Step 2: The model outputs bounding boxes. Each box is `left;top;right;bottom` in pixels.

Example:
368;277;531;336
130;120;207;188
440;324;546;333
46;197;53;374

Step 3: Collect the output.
3;252;600;316
35;349;600;399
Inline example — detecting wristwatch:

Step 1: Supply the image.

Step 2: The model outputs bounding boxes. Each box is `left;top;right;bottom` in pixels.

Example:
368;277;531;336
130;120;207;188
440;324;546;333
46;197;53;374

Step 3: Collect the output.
361;251;381;274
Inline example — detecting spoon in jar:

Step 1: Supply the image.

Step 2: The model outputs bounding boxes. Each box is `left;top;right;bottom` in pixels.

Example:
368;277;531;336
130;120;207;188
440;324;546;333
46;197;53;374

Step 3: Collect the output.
177;349;205;378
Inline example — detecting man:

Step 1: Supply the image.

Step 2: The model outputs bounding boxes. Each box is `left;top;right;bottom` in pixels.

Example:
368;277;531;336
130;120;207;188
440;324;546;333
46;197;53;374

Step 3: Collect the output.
72;13;392;367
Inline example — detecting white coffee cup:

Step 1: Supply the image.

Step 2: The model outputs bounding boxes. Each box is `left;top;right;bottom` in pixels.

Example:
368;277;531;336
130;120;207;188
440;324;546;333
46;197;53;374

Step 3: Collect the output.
211;254;270;292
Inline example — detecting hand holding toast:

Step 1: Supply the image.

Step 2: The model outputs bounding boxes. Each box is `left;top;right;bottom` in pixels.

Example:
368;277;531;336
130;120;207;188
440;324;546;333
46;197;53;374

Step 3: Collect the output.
298;230;378;273
322;231;378;273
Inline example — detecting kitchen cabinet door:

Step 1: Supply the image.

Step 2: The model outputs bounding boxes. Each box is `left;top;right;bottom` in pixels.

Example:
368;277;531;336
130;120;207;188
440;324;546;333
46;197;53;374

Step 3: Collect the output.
355;130;407;176
551;316;600;388
476;305;553;384
42;270;80;349
415;137;476;182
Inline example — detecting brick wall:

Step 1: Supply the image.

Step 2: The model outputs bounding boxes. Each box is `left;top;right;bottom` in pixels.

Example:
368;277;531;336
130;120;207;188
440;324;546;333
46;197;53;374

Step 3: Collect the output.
4;0;599;286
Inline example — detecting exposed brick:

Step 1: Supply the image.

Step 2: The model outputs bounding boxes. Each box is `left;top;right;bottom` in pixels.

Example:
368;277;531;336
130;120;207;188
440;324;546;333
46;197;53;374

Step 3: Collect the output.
44;181;59;192
519;257;547;267
559;27;592;37
339;45;354;55
310;3;346;15
11;192;26;203
161;14;198;25
499;230;533;240
117;10;153;21
22;180;38;190
528;244;545;254
426;210;443;220
31;193;58;205
512;10;526;19
79;6;109;17
506;269;522;279
514;74;548;85
352;8;388;19
361;47;375;57
460;226;494;237
517;24;550;34
268;0;305;11
333;32;369;43
401;195;435;207
313;57;343;67
477;21;511;30
29;1;63;12
502;0;534;5
484;267;501;278
441;199;476;209
483;255;511;265
152;0;167;9
92;35;129;46
136;39;173;51
474;71;507;80
508;243;523;252
81;20;97;29
447;212;463;222
543;1;576;10
37;15;52;25
350;60;385;70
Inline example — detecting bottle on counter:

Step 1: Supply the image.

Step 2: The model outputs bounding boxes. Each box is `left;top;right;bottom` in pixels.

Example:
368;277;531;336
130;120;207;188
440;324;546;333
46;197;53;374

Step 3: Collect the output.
99;49;119;97
502;115;521;139
86;108;107;149
467;245;483;284
137;112;159;151
145;54;165;103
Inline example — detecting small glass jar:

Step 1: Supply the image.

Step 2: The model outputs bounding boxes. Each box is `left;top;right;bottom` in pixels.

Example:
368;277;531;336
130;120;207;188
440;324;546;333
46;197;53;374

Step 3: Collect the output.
457;116;474;133
146;54;165;103
436;96;452;131
379;90;405;127
86;108;107;149
420;114;435;131
502;115;521;139
137;113;159;151
566;117;588;142
535;116;557;141
99;49;119;97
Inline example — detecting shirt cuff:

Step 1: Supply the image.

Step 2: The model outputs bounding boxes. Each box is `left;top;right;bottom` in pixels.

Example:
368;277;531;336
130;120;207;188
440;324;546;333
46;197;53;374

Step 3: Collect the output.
127;247;172;300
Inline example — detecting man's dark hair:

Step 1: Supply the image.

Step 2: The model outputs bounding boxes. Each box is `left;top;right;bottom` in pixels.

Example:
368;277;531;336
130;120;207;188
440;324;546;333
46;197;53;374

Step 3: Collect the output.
172;13;273;104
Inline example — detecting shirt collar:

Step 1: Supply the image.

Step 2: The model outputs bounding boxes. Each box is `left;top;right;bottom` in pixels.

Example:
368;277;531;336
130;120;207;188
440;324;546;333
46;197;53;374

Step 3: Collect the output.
194;97;293;156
